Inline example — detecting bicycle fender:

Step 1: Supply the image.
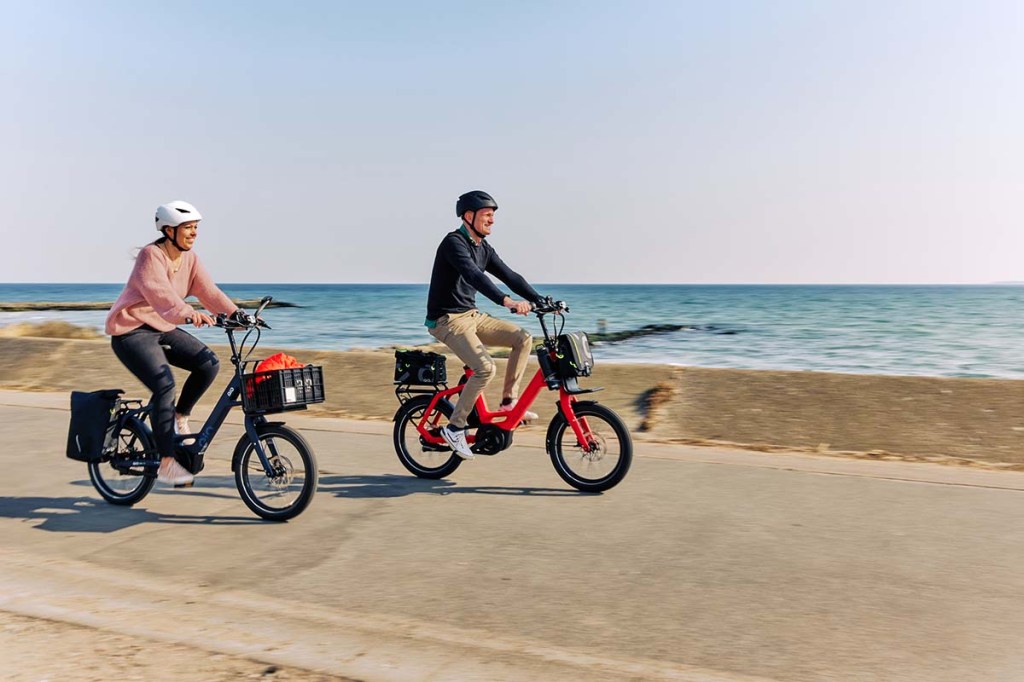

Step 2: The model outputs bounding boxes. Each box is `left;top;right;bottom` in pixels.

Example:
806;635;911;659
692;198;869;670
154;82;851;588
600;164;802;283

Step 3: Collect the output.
122;414;149;432
553;399;601;418
122;415;156;453
230;421;286;472
392;396;456;421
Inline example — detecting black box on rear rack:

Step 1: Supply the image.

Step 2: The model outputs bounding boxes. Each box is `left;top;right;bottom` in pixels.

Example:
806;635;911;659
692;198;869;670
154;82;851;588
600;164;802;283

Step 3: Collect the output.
394;349;447;386
242;366;325;414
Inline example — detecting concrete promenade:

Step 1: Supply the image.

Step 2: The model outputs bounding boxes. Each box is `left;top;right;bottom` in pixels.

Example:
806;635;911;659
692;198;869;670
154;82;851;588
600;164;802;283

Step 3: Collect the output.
2;390;1024;681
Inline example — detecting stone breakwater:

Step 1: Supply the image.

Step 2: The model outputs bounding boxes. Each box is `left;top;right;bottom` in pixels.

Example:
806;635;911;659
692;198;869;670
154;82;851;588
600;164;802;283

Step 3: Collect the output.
0;299;299;311
1;336;1021;465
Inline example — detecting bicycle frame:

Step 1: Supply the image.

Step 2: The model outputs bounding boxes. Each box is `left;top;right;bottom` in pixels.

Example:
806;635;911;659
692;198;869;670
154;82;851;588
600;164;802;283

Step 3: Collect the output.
172;374;278;476
117;309;282;477
412;303;602;452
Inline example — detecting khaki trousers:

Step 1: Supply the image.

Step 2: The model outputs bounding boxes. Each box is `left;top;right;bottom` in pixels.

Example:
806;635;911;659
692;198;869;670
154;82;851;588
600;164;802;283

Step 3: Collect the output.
428;309;533;428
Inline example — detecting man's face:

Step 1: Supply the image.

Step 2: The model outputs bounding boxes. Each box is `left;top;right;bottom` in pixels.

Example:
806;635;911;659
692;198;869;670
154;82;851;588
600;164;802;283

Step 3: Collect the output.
467;208;495;237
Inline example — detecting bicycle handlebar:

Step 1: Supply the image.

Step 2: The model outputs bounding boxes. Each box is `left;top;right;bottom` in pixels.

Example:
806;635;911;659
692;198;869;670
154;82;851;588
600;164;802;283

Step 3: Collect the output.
184;296;274;331
530;296;569;315
506;298;568;315
215;311;271;330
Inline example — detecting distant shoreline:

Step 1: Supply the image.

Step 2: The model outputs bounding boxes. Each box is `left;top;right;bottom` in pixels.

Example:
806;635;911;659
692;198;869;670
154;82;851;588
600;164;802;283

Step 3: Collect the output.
0;299;300;312
0;281;1020;287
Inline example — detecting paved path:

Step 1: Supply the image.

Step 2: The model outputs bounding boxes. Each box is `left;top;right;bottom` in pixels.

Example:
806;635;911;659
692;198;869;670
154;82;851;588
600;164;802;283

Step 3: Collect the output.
2;390;1024;681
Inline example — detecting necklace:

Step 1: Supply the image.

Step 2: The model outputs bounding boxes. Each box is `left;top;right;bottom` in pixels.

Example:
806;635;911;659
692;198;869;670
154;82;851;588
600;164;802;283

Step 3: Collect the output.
161;243;183;273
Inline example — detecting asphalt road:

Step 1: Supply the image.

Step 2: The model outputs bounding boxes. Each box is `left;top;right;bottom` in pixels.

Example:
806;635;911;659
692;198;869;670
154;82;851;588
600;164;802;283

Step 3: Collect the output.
3;390;1024;681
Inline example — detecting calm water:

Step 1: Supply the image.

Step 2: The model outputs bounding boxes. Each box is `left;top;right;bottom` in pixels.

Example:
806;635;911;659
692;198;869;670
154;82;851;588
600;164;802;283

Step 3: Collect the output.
1;283;1022;379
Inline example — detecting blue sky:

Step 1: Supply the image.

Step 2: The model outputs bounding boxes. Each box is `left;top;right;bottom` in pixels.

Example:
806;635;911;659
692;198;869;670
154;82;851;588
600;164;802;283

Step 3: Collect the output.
2;1;1021;284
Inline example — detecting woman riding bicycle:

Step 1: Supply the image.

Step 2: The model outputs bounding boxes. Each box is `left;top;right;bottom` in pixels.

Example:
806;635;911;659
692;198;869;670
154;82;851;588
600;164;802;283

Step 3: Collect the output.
105;201;238;487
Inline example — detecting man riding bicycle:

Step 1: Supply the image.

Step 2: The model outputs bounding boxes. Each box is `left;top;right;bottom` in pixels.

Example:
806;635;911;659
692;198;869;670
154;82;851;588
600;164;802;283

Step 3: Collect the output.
425;190;544;460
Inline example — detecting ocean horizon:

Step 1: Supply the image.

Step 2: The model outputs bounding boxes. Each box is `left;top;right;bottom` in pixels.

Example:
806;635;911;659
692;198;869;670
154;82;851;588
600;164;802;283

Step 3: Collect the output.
1;283;1021;380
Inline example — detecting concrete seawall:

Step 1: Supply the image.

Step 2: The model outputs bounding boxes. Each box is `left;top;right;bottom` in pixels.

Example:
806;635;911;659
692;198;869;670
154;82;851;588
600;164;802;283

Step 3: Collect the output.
1;336;1020;464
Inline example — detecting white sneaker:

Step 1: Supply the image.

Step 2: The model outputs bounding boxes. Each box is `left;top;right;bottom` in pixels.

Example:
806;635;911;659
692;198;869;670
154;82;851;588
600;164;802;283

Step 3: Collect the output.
440;426;475;460
157;458;194;487
499;400;538;422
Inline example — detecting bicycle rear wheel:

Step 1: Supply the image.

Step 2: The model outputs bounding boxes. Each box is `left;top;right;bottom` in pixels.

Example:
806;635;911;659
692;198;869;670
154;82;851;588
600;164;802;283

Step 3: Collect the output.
88;418;157;505
547;403;633;492
393;395;462;479
234;424;318;521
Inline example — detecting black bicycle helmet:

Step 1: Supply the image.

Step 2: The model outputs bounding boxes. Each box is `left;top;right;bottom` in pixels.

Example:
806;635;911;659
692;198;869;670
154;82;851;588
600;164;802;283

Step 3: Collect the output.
456;190;498;217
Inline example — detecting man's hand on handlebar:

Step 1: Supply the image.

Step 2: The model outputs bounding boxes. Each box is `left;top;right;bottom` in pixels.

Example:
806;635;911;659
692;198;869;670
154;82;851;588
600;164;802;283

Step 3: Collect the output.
530;296;569;314
503;296;532;316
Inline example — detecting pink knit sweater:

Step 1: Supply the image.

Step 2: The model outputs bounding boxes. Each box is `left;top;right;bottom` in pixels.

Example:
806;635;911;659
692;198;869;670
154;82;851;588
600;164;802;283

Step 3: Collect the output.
105;244;238;336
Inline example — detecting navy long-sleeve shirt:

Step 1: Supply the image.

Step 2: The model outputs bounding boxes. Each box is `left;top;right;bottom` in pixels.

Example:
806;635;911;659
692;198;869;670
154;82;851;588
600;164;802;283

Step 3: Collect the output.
425;226;541;325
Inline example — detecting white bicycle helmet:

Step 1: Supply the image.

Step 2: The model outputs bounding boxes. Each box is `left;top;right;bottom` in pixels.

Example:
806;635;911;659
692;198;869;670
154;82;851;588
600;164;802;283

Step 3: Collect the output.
155;200;202;231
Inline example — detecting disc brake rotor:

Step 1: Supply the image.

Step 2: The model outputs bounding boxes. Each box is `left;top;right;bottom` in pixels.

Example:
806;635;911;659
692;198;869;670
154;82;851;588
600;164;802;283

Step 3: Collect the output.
580;430;608;462
266;455;294;488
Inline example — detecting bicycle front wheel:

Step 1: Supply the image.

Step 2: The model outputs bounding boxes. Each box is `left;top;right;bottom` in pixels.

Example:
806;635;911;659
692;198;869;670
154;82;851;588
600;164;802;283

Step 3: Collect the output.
234;424;318;521
547;403;633;492
88;418;157;506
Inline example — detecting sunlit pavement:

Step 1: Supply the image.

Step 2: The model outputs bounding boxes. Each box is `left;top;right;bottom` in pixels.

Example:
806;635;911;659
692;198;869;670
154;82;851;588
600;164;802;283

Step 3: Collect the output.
3;390;1024;682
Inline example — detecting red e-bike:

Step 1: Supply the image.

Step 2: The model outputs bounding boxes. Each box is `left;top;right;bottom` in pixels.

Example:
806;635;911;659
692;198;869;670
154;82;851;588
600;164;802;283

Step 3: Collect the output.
392;298;632;492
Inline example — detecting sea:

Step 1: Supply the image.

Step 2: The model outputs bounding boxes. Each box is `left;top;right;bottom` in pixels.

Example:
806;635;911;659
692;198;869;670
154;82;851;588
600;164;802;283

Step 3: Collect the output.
0;283;1021;379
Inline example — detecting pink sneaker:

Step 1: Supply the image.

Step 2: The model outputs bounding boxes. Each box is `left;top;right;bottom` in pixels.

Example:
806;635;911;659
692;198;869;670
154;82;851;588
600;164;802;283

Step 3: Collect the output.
499;400;538;422
175;414;195;445
158;458;194;487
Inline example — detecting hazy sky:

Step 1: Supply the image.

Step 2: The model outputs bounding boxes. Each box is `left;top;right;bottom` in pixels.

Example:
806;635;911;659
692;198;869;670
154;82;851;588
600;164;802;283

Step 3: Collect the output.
2;1;1022;284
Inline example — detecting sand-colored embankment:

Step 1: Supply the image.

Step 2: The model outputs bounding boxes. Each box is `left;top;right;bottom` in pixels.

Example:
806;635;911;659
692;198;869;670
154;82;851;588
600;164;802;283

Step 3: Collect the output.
1;336;1021;464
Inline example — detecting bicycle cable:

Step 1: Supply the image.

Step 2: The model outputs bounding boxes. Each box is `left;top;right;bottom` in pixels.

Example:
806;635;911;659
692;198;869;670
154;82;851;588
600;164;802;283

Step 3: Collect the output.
238;324;261;369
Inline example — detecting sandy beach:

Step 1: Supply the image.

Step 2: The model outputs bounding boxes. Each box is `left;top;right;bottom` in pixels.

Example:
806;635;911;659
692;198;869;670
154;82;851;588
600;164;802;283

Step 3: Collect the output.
1;334;1021;465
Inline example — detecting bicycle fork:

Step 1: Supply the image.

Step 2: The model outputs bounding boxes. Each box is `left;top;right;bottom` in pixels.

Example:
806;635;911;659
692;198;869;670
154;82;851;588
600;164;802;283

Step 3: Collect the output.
242;416;284;477
558;393;597;452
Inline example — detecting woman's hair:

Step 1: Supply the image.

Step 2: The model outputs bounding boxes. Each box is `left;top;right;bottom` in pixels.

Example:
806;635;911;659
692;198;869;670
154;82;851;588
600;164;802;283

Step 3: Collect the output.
129;230;169;260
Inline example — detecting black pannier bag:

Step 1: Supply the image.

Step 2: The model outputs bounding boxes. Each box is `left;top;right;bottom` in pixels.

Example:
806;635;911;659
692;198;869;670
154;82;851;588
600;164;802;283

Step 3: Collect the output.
394;349;447;385
66;389;123;462
556;332;594;378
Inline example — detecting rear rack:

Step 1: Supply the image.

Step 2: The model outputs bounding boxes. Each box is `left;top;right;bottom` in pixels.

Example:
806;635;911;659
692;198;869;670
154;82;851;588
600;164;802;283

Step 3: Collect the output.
395;383;448;405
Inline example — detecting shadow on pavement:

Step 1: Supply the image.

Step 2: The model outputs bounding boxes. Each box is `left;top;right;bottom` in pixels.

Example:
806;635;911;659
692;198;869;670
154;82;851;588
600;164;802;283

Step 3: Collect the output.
71;475;244;502
0;495;262;532
318;473;592;498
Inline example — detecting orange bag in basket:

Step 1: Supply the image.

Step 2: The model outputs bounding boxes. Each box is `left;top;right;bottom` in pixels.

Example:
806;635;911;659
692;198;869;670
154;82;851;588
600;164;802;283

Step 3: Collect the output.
246;353;308;398
255;352;306;375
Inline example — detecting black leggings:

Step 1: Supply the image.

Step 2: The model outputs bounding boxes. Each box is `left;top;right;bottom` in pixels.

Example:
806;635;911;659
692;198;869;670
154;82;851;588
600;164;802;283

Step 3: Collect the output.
111;326;220;459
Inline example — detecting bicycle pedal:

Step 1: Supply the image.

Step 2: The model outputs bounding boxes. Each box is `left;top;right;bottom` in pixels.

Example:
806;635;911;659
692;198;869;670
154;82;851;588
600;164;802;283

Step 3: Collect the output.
173;480;195;488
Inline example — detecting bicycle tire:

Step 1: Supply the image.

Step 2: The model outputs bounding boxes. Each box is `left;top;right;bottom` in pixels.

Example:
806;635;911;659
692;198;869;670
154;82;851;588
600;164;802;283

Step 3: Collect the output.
233;424;318;521
547;402;633;492
88;418;157;506
393;395;462;479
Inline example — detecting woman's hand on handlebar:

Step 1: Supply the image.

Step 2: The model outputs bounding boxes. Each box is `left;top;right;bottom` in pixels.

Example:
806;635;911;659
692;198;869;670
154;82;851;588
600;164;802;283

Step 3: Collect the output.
503;296;532;316
189;312;216;328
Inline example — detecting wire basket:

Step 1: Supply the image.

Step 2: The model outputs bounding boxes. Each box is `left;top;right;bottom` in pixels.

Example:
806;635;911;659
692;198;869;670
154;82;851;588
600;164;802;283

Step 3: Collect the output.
242;366;325;414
